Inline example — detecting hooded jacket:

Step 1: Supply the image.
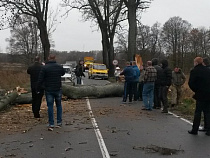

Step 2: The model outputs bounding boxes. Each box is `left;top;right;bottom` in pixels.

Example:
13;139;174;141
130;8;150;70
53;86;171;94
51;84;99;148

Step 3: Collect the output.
160;59;172;86
172;69;186;86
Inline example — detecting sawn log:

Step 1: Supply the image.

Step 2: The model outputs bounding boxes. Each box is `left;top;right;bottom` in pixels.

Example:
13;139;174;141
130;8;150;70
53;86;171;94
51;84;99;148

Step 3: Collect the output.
62;83;124;99
0;91;19;111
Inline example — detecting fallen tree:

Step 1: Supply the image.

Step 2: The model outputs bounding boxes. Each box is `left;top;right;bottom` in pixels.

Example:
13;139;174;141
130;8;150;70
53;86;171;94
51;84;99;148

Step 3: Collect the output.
0;84;124;108
62;83;124;99
13;93;32;104
0;91;19;111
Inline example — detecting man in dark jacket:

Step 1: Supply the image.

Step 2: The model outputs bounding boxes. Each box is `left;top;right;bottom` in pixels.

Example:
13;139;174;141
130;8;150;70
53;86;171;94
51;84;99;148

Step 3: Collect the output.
120;61;134;103
75;60;85;85
188;57;210;136
37;54;65;129
160;59;172;113
171;67;186;107
152;58;163;109
200;57;210;132
27;56;44;118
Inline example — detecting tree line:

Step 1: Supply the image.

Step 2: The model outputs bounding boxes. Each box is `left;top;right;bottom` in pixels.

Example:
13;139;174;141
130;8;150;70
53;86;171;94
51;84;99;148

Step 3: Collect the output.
0;1;209;75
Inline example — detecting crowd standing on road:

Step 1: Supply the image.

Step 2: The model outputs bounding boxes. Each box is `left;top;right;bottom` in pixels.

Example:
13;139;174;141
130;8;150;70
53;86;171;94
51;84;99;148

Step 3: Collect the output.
26;54;210;137
119;56;210;136
37;54;65;130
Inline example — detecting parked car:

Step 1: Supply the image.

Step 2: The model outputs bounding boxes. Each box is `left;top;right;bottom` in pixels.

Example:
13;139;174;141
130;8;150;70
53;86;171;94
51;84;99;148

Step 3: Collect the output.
88;63;108;79
61;65;76;84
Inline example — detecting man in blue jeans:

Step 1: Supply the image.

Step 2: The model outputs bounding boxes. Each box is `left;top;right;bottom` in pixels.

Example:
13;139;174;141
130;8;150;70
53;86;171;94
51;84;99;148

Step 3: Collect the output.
142;61;157;111
37;54;65;129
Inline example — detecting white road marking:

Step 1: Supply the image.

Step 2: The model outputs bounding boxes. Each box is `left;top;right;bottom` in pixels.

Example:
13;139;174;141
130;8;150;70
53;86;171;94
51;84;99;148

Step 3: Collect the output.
168;111;193;125
168;110;202;129
86;98;110;158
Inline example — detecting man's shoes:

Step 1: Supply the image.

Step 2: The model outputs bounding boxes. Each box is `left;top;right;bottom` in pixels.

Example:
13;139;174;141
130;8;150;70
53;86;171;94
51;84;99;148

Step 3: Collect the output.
142;108;152;111
171;104;176;107
188;130;198;135
34;113;41;118
48;124;54;131
121;101;127;104
205;132;210;136
56;123;62;128
199;128;207;132
161;110;168;113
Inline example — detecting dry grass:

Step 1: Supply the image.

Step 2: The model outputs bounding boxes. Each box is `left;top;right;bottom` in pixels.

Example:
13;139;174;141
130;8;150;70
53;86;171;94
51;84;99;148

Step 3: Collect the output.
0;70;30;90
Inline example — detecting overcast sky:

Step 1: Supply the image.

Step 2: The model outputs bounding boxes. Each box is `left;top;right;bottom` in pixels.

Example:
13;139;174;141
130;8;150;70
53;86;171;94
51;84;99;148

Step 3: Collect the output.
0;0;210;53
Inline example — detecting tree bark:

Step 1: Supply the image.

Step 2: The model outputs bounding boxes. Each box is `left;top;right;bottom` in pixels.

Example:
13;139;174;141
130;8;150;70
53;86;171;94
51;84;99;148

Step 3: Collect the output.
38;18;50;61
0;91;19;111
13;93;33;104
62;83;124;99
127;0;137;61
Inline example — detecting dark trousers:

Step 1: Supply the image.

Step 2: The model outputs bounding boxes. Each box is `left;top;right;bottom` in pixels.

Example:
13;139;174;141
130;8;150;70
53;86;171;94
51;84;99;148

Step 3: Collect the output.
192;100;210;132
159;86;169;112
132;81;138;101
76;76;82;84
154;84;161;108
137;82;144;100
123;81;133;102
32;89;44;117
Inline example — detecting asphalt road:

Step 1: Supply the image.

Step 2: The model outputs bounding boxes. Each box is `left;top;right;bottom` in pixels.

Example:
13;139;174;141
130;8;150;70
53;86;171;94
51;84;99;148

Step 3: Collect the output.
0;73;210;158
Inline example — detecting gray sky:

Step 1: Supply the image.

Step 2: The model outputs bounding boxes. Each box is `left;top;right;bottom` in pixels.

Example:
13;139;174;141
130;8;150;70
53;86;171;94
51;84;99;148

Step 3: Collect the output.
0;0;210;53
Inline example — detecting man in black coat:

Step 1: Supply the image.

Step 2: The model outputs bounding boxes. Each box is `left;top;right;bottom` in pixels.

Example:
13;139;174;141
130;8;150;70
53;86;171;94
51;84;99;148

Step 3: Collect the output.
159;59;172;113
27;56;44;118
188;57;210;136
152;58;163;109
37;54;65;128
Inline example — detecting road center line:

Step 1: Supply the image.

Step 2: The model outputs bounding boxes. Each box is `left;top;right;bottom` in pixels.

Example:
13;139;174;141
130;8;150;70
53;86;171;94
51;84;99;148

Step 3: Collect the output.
86;98;110;158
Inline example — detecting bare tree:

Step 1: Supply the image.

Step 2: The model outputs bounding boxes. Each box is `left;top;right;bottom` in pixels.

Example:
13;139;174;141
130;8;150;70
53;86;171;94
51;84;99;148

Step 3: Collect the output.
123;0;151;60
63;0;124;76
0;0;51;61
6;15;42;65
162;16;191;67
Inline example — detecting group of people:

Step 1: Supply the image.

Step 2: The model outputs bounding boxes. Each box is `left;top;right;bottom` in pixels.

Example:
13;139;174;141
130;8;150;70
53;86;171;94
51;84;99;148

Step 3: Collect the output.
120;58;186;113
120;56;210;136
27;54;210;136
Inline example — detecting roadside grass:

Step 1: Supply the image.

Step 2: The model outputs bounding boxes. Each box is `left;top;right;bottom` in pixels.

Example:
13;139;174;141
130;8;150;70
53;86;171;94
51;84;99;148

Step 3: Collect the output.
0;70;30;91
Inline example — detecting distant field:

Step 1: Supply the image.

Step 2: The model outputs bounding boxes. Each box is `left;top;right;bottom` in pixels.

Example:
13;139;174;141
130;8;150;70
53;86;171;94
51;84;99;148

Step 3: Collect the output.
0;63;30;90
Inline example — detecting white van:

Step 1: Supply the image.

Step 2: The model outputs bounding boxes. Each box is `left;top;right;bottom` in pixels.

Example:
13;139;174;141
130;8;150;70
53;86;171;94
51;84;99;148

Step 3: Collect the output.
61;65;76;84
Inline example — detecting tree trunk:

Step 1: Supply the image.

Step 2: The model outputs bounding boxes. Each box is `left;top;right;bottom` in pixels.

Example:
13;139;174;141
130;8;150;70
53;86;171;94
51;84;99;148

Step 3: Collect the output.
62;83;124;99
127;1;137;61
0;91;19;111
108;37;115;77
38;18;50;62
101;31;109;67
13;93;33;104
